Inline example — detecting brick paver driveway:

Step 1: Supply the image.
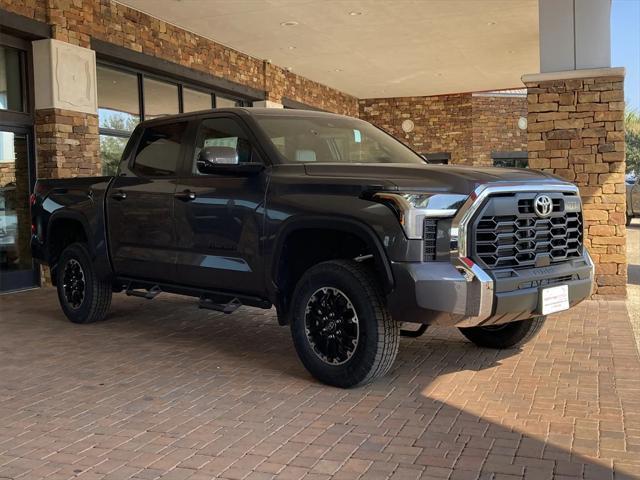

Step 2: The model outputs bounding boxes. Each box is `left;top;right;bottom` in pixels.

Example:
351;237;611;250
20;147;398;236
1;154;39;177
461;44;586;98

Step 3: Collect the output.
1;289;639;480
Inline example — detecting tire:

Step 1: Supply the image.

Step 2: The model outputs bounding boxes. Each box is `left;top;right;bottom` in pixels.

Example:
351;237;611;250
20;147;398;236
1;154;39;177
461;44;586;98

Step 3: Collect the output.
458;316;546;349
56;242;112;324
627;213;632;226
290;260;399;388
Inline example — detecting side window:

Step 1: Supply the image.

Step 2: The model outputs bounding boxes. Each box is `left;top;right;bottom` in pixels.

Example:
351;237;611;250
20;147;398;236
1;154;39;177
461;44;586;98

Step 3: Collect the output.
193;117;254;174
132;122;187;177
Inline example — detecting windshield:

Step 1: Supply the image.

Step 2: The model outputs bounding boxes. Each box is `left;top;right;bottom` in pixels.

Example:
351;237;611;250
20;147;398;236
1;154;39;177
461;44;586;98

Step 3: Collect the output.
254;114;426;165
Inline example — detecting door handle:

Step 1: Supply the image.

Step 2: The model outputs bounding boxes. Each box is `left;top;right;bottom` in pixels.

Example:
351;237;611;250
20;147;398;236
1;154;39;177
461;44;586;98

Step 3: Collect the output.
175;190;196;201
111;191;127;201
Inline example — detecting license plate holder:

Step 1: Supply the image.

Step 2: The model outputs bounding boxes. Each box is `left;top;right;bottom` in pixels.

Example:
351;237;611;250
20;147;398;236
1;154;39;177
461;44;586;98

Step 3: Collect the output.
540;284;570;315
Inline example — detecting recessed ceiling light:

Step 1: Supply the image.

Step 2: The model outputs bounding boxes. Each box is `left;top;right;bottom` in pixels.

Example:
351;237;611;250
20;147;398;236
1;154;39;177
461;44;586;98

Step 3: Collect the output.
349;11;362;16
280;21;298;26
487;21;496;26
334;68;343;72
288;46;296;50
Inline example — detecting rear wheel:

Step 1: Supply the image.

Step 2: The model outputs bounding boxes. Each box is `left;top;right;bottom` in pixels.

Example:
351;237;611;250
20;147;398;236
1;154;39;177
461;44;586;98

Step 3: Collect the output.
290;260;399;388
56;242;112;324
458;316;546;349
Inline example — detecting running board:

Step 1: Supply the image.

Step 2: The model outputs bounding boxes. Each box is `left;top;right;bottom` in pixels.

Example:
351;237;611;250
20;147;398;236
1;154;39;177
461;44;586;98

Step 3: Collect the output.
199;296;242;314
126;284;161;300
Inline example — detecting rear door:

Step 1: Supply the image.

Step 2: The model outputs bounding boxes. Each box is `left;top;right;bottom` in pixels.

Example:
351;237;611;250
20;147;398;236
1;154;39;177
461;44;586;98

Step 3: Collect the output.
173;115;267;295
106;121;187;282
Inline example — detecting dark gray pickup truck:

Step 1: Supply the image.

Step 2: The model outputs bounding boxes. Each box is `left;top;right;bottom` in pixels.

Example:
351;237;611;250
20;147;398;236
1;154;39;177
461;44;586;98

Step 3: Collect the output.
31;108;594;387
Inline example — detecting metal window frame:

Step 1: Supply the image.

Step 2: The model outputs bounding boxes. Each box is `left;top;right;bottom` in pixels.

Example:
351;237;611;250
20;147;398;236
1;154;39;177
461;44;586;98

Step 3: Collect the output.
96;60;249;141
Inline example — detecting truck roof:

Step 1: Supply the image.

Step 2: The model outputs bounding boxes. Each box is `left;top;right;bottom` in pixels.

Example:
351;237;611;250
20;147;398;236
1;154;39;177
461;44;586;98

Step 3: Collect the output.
139;107;349;127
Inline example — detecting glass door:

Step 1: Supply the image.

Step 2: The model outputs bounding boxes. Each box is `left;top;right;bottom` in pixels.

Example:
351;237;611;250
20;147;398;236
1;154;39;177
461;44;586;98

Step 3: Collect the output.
0;126;37;292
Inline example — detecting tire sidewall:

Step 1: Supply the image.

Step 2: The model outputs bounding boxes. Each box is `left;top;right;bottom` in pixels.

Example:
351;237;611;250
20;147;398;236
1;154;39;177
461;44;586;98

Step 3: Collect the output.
56;243;97;324
290;263;381;387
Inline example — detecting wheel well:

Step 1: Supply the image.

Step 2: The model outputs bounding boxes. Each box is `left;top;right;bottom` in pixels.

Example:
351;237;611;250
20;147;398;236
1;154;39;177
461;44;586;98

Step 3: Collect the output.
48;218;88;283
275;228;386;324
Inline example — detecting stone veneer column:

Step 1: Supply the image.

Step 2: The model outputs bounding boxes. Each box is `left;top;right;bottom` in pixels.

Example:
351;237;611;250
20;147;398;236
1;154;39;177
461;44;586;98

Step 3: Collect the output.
35;109;100;178
522;68;626;298
32;39;101;179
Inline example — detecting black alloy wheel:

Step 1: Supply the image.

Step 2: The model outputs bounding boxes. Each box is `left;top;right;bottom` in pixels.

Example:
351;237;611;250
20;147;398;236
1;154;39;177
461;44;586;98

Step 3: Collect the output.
62;258;86;309
56;242;112;324
304;286;359;365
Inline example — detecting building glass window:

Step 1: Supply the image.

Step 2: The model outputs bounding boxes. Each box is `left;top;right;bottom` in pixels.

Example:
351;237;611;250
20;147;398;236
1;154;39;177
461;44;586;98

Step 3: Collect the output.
183;87;213;112
0;46;25;112
492;152;528;169
422;152;450;165
216;96;241;108
96;63;250;175
143;77;179;119
97;66;140;176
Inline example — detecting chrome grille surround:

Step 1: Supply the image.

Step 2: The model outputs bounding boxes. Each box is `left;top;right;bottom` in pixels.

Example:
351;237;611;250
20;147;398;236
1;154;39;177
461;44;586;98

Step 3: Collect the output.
472;192;583;270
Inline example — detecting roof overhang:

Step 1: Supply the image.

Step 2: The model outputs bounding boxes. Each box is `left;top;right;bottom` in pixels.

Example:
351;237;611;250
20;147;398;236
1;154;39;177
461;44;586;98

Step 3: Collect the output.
117;0;540;98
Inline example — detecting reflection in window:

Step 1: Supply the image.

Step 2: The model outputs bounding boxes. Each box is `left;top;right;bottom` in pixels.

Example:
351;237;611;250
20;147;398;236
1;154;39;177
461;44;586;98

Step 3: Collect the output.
99;135;128;176
183;88;212;112
0;46;24;112
144;77;179;119
96;65;140;132
133;122;187;177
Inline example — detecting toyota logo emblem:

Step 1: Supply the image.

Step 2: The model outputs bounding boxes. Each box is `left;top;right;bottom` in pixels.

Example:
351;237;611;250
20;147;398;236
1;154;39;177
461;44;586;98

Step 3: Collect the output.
533;194;553;217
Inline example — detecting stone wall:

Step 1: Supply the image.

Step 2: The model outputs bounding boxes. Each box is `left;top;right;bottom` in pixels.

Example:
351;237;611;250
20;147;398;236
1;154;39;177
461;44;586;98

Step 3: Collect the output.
35;109;100;179
524;72;626;298
0;0;46;22
359;93;527;166
359;94;473;163
472;95;528;166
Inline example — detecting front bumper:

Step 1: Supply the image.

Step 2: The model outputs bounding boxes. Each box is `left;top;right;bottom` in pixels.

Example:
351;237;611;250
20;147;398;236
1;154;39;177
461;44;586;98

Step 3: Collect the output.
387;252;594;327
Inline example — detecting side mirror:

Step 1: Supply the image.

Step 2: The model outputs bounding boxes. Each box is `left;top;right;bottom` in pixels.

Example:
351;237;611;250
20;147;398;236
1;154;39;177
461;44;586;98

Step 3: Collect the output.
197;146;264;176
198;146;238;171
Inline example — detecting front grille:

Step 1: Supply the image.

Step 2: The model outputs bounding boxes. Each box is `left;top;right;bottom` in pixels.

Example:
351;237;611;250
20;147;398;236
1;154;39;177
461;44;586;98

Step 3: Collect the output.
423;219;437;261
472;193;583;270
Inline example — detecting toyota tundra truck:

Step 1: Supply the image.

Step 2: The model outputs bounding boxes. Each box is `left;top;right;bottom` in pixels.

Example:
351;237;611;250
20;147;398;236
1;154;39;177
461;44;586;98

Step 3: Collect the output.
31;108;594;388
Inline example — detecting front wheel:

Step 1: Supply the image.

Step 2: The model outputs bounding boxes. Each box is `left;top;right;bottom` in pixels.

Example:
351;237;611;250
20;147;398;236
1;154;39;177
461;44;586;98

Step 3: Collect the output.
458;316;546;349
290;260;399;388
56;242;112;324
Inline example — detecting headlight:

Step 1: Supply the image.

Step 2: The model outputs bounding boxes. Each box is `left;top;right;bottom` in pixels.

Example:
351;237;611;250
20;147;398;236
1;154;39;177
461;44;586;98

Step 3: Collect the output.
373;192;468;239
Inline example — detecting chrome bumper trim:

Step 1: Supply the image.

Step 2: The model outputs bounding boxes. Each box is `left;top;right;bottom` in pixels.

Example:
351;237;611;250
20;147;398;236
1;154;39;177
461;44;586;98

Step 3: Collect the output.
448;182;582;327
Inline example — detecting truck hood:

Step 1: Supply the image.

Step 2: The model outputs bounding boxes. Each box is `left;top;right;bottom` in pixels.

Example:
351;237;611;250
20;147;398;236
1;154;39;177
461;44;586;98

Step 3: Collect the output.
303;163;566;194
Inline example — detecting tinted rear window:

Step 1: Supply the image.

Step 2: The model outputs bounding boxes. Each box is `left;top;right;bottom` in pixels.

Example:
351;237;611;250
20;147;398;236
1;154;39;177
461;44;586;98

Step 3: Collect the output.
132;122;187;177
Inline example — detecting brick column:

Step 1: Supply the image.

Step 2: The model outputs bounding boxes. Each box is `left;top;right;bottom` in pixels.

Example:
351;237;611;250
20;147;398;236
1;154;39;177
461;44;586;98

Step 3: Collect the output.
523;68;626;298
35;109;100;178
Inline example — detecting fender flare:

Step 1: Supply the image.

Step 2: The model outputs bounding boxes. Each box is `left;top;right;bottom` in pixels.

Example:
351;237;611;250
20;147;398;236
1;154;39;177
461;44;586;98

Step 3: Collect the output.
46;210;94;262
270;215;395;294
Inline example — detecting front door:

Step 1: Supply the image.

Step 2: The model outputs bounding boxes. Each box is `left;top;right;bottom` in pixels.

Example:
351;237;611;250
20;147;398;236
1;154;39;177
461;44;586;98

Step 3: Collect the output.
174;116;266;295
0;126;37;292
0;37;38;293
106;121;187;283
